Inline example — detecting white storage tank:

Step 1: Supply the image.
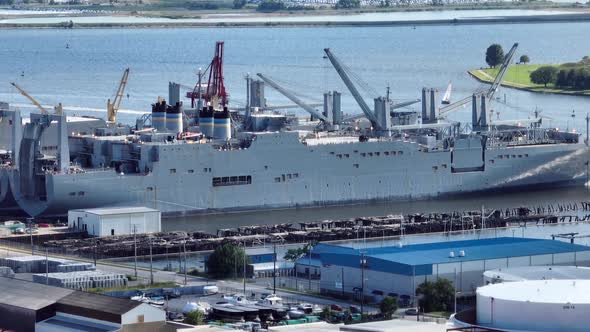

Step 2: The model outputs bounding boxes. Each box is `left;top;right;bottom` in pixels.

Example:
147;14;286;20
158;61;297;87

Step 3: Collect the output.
476;279;590;332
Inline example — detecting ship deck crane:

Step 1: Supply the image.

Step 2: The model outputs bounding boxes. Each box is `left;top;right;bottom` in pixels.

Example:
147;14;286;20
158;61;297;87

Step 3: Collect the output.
10;82;50;114
323;48;380;129
256;73;329;123
107;68;130;123
438;43;518;119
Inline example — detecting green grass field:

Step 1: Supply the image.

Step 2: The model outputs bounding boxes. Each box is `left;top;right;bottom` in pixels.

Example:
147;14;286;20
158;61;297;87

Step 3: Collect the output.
469;63;590;96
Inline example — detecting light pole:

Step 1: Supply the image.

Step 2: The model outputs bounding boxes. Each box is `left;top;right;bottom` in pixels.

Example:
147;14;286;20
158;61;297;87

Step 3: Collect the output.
360;253;366;317
27;217;34;255
149;236;154;285
272;243;277;294
242;241;247;295
133;225;137;278
183;241;188;286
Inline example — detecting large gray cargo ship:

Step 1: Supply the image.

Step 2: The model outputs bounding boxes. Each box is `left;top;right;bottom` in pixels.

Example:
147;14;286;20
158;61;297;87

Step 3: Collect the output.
6;46;590;217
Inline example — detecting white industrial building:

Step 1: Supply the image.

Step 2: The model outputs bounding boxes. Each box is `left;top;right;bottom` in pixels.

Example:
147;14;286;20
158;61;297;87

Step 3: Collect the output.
68;206;161;237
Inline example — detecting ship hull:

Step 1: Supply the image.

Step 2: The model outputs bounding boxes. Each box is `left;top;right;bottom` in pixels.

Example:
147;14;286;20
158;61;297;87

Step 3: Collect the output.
12;134;590;217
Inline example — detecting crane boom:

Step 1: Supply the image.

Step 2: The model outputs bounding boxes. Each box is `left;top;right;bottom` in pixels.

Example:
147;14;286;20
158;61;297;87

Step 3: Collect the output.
323;48;380;128
107;68;130;123
256;73;329;123
10;82;49;114
486;43;518;101
343;99;420;122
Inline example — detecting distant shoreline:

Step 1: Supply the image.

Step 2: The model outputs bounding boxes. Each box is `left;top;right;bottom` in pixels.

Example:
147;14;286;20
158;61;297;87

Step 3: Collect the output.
1;12;590;29
468;68;590;97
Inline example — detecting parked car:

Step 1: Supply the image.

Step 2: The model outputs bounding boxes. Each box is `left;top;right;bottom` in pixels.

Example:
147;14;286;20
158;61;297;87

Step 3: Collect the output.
37;223;51;228
13;228;25;235
349;305;361;314
330;304;343;311
405;308;418;315
25;228;38;234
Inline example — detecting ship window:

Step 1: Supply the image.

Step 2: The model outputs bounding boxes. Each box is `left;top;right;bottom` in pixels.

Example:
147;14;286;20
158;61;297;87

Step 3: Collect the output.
490;160;495;164
353;164;359;168
213;175;252;187
432;166;438;171
287;174;292;179
525;154;529;157
344;154;350;158
293;173;299;178
375;152;380;156
111;229;115;236
354;150;358;153
264;165;268;170
170;168;176;174
392;151;397;155
442;164;447;168
498;155;503;159
361;153;366;157
337;154;342;158
518;155;522;158
368;152;373;157
384;151;390;156
146;187;153;191
330;152;335;155
275;177;281;183
78;191;85;196
282;174;286;181
188;169;194;174
512;155;516;158
398;151;403;155
69;192;76;196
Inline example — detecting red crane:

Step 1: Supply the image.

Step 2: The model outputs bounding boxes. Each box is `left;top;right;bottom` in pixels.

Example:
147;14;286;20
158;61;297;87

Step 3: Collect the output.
187;41;228;108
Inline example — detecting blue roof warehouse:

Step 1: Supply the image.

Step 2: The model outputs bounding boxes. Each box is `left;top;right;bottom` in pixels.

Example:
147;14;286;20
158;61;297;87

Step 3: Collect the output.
311;237;590;305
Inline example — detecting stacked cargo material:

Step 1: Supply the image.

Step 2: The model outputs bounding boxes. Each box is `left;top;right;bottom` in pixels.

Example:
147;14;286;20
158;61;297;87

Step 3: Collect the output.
32;270;127;290
213;107;231;140
0;256;94;273
151;99;167;131
166;102;183;134
199;106;214;137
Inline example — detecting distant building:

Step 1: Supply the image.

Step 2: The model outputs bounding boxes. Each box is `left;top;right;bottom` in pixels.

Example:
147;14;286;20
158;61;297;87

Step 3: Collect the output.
312;237;590;305
68;206;161;237
0;277;167;332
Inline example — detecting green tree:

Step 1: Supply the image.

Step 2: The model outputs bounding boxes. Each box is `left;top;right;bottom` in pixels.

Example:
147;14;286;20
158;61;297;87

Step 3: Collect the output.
556;69;567;87
530;66;558;87
335;0;360;8
283;242;314;261
233;0;246;8
379;296;398;319
256;0;285;11
184;310;205;325
485;44;504;68
519;55;530;64
416;278;455;313
205;243;249;278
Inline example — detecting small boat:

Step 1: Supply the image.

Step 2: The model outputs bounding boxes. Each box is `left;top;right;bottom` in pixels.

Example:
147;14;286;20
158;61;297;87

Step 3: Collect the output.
441;82;452;105
288;307;305;319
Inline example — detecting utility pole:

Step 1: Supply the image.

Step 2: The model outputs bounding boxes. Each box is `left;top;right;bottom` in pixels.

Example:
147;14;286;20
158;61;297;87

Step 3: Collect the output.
308;241;312;291
183;241;187;286
242;241;246;295
93;225;97;267
133;225;137;278
149;236;154;285
360;253;366;317
272;243;277;294
27;217;34;255
45;247;49;285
